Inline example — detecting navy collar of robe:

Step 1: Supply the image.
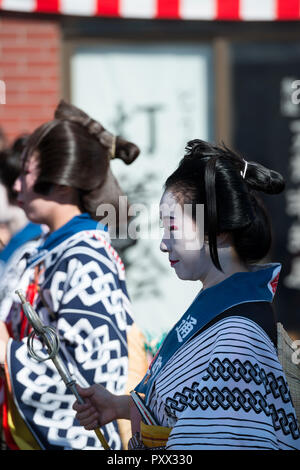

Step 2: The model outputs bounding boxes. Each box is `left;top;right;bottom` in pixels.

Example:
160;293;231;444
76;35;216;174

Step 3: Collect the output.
136;262;281;398
27;212;107;267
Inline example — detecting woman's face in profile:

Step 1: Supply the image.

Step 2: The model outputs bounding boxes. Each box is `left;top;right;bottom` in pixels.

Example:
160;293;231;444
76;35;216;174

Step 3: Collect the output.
159;190;209;281
13;155;54;225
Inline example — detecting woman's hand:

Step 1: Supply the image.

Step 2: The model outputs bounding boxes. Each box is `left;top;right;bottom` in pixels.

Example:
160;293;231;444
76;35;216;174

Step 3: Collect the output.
73;384;131;430
0;321;10;364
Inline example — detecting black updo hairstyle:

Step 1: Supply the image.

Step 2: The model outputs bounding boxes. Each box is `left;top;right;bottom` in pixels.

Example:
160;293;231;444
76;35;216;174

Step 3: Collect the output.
21;100;140;222
164;139;285;272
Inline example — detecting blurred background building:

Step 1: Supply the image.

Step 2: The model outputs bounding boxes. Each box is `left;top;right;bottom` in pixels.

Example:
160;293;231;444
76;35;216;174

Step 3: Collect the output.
0;0;299;344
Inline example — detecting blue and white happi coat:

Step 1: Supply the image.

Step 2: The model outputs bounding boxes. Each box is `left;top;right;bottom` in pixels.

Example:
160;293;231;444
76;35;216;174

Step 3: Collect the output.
5;214;134;450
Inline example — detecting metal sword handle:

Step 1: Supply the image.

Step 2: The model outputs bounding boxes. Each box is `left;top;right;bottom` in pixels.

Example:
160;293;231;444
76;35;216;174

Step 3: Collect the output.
15;289;110;450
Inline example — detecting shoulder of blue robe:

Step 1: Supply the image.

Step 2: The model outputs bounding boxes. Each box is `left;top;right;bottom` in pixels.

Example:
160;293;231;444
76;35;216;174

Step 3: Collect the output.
6;227;134;450
0;222;42;264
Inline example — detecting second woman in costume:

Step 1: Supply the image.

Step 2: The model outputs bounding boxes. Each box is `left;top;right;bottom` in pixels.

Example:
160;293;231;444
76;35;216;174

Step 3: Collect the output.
0;101;147;450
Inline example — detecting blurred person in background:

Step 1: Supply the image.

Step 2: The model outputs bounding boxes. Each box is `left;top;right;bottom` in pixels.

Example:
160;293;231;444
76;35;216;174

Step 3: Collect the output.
0;136;28;250
0;185;14;250
0;129;25;251
0;133;46;450
0;100;148;450
73;140;300;451
0;135;45;322
0;136;43;264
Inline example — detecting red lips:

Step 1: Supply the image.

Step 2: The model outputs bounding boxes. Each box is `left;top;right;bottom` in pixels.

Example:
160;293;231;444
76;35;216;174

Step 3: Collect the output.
170;259;179;267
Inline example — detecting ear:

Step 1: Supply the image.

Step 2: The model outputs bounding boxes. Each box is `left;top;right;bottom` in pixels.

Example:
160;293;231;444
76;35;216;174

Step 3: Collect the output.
55;185;78;203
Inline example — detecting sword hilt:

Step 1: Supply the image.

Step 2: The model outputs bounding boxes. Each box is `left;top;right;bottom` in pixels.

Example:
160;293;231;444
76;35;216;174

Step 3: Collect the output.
15;289;110;450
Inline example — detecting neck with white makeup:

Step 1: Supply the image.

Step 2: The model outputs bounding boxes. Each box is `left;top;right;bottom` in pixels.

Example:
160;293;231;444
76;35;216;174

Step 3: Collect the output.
200;238;249;291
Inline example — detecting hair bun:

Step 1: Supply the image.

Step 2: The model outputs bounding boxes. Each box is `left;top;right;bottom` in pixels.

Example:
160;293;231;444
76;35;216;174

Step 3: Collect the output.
54;100;140;165
245;161;285;195
55;99;105;134
55;99;87;121
115;136;140;164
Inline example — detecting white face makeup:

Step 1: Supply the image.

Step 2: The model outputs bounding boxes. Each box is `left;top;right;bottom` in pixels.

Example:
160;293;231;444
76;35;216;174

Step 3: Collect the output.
159;190;209;281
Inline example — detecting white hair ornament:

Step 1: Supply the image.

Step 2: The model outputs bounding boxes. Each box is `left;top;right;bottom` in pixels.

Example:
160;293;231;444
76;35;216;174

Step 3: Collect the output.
240;159;248;179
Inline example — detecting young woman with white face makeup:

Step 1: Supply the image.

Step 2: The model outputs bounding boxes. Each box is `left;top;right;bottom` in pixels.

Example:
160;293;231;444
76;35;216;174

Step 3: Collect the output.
159;190;248;286
73;139;300;451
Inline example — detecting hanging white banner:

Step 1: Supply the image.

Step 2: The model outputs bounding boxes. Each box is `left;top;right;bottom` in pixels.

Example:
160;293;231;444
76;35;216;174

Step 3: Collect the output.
71;43;213;341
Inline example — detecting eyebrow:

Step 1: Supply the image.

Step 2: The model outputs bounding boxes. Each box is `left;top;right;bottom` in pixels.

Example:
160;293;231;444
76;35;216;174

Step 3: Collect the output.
159;214;176;220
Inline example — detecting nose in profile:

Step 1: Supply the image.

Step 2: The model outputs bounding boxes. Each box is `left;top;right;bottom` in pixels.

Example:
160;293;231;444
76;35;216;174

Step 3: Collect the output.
13;176;21;193
160;237;170;253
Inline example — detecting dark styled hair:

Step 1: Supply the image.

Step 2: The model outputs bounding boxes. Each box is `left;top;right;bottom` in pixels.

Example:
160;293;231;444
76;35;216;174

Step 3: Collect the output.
0;135;28;204
22;100;140;220
164;139;285;272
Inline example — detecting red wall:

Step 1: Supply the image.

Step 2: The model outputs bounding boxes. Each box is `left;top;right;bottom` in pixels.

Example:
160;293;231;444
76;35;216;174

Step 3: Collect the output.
0;15;61;143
